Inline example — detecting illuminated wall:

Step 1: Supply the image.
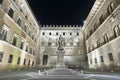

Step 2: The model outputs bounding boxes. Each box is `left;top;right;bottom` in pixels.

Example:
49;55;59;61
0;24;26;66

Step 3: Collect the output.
40;25;86;67
82;0;120;69
0;0;40;70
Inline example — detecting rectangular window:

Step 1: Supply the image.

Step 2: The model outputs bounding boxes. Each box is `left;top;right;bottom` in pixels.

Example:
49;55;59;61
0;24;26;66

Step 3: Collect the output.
42;32;45;35
30;47;32;54
95;58;97;64
20;42;24;49
63;32;65;35
8;55;13;63
23;59;26;65
28;60;30;65
33;50;35;55
56;32;58;35
26;45;28;52
32;61;34;66
100;15;104;24
32;35;34;40
108;53;114;61
90;29;93;35
0;0;3;5
100;56;104;62
49;32;51;35
8;8;14;18
12;36;17;46
24;25;27;32
0;52;3;62
77;32;79;36
70;32;72;35
90;59;92;64
17;57;20;64
48;42;52;46
17;18;21;26
0;28;8;41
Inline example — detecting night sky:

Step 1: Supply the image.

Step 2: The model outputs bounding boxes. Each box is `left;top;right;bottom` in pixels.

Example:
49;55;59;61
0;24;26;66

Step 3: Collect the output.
28;0;95;26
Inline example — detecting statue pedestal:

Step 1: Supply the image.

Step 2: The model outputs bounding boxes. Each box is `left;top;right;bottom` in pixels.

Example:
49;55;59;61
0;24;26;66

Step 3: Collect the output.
56;50;65;68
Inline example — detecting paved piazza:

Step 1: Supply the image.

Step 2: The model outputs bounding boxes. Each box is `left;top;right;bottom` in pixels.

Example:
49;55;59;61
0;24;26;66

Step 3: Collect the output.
0;69;120;80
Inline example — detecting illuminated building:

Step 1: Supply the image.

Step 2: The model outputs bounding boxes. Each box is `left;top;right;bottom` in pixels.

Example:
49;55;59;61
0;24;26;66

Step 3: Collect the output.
0;0;40;70
82;0;120;69
39;25;86;68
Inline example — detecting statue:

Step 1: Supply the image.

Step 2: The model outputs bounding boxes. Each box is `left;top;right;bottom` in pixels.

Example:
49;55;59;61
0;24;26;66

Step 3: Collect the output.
56;35;65;68
58;35;64;51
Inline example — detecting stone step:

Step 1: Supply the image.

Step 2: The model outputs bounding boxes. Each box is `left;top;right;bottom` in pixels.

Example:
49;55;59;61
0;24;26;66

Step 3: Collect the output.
46;68;78;75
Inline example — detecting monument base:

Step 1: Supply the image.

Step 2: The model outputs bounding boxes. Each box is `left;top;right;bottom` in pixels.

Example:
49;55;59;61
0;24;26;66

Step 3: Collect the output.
56;50;65;68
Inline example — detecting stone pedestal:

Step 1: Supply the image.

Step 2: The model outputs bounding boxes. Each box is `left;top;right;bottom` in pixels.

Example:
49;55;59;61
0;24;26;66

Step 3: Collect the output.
56;50;65;68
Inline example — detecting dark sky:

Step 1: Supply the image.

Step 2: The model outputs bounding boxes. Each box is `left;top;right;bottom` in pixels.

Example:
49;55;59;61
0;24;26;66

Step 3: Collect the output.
28;0;95;26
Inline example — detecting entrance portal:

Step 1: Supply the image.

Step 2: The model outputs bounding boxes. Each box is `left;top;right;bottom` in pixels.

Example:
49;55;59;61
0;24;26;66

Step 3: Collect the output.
43;55;48;65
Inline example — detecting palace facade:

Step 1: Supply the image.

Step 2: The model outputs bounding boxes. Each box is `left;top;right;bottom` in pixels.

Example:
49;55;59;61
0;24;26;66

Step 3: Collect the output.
39;25;86;68
82;0;120;69
0;0;40;70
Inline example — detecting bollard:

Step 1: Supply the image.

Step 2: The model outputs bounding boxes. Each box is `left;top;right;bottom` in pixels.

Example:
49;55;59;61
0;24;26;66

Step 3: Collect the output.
111;70;113;72
81;70;84;74
9;70;11;72
38;70;41;74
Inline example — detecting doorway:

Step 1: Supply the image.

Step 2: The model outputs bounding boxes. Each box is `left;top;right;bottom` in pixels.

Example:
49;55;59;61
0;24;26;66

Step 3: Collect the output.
43;55;48;65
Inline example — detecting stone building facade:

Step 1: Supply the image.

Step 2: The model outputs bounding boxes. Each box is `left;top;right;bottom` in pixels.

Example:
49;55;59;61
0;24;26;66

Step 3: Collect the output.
0;0;40;70
82;0;120;69
40;25;86;68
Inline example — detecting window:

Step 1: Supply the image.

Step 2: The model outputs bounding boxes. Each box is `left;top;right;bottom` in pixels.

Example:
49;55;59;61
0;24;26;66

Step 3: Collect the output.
95;58;97;64
29;31;31;36
26;45;28;52
30;47;32;54
25;15;28;19
48;42;51;46
20;42;24;49
42;32;45;35
23;59;26;65
108;53;114;61
17;18;22;26
100;56;104;62
12;36;17;46
28;60;30;65
63;32;65;35
56;32;58;35
0;28;8;41
0;52;3;62
70;32;72;35
49;32;51;35
0;0;3;5
32;61;34;66
97;40;100;47
17;57;20;64
24;25;27;32
8;55;13;63
107;3;115;15
32;35;34;40
90;30;93;35
8;8;14;18
77;32;79;36
100;14;104;24
104;34;109;43
90;59;92;64
114;25;120;37
33;50;35;55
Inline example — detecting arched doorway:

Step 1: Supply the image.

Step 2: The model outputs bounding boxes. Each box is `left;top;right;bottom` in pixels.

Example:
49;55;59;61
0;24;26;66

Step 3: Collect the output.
43;55;48;65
